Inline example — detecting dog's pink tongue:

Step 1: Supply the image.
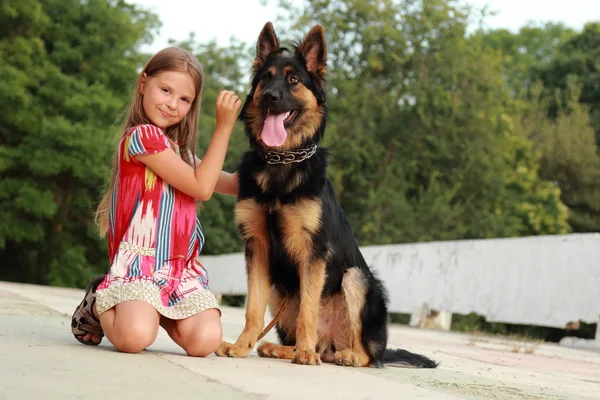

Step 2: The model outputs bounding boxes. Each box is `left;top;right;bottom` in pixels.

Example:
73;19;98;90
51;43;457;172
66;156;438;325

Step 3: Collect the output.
261;112;287;147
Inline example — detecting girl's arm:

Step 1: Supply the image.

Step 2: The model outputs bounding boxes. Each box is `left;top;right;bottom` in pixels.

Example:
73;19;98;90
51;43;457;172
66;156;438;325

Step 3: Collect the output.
194;156;239;197
135;91;241;201
216;170;239;197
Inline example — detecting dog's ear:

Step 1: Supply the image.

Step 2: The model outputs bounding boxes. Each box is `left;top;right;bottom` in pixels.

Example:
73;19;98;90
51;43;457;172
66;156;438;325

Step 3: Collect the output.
298;25;327;78
254;22;280;71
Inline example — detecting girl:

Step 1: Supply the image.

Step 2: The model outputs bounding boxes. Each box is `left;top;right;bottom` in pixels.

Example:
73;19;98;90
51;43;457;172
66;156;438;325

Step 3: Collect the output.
71;47;241;357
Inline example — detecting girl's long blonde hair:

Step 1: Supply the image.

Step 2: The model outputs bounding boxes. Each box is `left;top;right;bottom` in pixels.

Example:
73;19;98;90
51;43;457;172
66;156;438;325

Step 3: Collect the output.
95;47;204;237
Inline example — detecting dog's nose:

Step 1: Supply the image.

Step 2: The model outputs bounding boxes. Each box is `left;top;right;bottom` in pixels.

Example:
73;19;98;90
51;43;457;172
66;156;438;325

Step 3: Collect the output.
262;89;281;105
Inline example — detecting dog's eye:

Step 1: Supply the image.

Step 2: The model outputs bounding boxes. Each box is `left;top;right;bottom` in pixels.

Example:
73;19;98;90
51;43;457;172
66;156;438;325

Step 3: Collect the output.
287;75;299;84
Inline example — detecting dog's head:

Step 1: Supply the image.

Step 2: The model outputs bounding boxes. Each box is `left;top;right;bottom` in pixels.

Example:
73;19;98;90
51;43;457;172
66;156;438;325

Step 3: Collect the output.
240;22;327;151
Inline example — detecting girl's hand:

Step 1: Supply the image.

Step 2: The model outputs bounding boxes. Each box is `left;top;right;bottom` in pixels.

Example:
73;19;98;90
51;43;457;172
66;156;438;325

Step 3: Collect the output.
215;90;242;133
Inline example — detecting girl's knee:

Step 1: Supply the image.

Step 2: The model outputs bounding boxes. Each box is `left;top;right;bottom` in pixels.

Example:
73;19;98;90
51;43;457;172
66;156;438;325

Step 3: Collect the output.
185;334;222;357
184;324;223;357
110;322;158;353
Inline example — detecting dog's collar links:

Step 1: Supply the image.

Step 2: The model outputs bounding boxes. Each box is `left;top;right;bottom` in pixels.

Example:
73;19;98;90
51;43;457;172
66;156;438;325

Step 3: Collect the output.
264;144;317;165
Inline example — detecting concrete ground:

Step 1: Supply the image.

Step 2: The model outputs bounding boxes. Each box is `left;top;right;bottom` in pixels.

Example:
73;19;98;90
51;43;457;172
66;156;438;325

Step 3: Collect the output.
0;281;599;400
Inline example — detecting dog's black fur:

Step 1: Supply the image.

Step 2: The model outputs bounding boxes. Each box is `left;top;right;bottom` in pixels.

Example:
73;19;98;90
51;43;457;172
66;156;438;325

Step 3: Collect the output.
216;22;437;369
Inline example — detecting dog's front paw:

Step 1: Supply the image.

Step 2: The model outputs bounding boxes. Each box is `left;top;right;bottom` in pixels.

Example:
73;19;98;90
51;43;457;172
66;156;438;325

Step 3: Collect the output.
215;340;253;358
292;349;321;365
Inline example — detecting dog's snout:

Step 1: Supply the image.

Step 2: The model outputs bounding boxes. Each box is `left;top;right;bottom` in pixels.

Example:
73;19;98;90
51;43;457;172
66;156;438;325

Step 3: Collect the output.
262;89;281;105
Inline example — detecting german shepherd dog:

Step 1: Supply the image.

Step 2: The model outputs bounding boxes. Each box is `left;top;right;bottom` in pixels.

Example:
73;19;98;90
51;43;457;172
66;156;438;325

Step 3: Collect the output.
215;22;437;368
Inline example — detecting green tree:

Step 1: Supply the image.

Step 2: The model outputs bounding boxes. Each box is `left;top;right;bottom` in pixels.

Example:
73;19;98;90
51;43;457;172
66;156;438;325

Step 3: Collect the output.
270;0;568;243
474;22;575;97
1;0;581;288
477;23;600;232
0;0;159;286
537;22;600;144
515;83;600;232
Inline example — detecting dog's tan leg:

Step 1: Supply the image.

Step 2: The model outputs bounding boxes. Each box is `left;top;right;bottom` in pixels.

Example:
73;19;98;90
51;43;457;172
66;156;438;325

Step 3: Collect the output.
334;267;371;367
215;238;270;357
280;198;325;366
216;200;270;358
294;260;326;365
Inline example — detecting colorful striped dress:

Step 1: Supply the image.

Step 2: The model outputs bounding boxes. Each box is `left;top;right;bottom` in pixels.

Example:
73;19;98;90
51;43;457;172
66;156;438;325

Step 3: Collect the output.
95;124;220;319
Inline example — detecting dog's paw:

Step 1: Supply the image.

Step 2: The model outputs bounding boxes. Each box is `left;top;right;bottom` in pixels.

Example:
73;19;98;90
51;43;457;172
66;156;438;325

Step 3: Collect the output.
292;349;321;365
333;349;370;367
257;342;295;359
215;341;252;358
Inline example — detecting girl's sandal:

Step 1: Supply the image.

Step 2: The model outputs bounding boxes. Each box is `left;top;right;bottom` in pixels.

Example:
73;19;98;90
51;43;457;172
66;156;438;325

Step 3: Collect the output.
71;275;106;345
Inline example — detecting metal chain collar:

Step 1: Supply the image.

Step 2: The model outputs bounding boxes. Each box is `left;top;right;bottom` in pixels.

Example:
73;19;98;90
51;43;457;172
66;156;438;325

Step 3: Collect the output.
264;144;318;165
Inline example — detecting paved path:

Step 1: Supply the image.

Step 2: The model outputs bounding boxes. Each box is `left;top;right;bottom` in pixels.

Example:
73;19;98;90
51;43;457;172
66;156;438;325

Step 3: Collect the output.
0;281;598;399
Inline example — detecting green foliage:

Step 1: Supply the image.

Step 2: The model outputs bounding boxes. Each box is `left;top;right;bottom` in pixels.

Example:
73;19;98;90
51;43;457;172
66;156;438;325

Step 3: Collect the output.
514;83;600;232
272;0;569;244
0;0;158;286
2;0;597;288
473;22;575;97
475;22;600;232
537;22;600;144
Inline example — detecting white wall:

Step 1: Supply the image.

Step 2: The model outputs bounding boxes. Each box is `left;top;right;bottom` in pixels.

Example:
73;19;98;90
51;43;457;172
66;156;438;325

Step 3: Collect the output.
201;233;600;328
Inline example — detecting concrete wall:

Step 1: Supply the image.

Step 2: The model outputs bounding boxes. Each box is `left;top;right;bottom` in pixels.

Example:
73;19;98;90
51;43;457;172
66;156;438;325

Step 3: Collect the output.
201;233;600;329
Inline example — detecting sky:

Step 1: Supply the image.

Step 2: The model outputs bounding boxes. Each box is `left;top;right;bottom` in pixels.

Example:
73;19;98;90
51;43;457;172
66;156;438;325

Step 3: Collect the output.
130;0;599;53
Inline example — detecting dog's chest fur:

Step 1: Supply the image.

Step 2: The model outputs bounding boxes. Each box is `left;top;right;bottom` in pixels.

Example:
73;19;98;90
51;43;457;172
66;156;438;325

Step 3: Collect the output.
236;163;329;294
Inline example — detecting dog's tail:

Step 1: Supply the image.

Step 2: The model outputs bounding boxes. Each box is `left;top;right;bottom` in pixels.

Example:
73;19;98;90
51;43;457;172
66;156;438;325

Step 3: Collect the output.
381;348;438;368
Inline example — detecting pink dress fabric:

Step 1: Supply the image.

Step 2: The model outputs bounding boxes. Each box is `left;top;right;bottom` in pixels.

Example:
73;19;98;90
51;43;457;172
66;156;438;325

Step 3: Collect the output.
95;124;220;319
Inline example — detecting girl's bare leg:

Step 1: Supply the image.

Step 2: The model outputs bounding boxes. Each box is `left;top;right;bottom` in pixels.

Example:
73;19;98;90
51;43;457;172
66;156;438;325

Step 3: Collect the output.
161;309;222;357
99;300;161;353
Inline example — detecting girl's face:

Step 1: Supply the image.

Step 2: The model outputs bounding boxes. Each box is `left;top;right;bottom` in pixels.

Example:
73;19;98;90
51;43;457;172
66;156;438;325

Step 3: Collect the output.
139;70;196;130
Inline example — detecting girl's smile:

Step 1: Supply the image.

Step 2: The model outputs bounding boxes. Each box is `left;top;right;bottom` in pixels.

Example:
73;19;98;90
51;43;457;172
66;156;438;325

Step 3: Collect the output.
139;70;196;129
159;109;173;118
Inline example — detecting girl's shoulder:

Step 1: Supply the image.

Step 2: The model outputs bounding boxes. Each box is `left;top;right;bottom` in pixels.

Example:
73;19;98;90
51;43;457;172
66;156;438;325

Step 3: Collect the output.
126;124;166;139
125;124;171;158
